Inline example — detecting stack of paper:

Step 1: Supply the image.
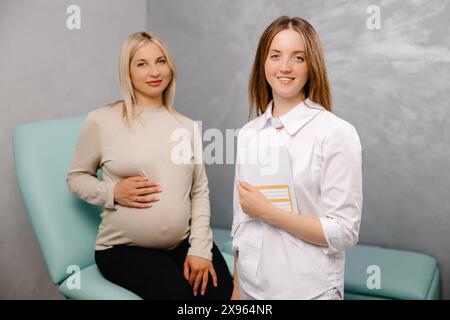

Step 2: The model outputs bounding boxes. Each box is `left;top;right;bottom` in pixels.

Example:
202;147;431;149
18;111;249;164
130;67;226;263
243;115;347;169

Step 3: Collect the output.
238;145;298;214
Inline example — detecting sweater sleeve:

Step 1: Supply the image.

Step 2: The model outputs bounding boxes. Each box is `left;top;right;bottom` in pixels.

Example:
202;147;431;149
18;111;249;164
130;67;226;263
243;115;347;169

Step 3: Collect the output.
66;113;117;210
187;122;213;260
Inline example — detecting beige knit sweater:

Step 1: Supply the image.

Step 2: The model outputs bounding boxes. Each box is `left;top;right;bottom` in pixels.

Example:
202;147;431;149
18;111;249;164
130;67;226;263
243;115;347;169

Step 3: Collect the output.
66;103;213;260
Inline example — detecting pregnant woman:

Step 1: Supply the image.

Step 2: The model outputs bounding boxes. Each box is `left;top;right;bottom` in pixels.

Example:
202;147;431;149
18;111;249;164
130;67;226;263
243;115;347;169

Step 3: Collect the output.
67;32;233;300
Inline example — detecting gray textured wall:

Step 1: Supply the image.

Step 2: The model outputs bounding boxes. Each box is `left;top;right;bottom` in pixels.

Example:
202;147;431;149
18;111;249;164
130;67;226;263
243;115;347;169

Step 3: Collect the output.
146;0;450;299
0;0;147;299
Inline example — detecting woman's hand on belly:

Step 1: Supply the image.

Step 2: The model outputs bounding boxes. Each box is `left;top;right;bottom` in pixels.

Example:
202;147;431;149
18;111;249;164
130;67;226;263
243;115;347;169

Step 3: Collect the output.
114;175;161;208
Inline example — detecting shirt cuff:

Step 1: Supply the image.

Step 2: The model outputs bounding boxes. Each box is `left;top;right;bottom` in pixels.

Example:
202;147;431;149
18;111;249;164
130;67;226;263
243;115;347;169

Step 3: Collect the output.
104;181;117;210
319;217;342;255
187;247;213;261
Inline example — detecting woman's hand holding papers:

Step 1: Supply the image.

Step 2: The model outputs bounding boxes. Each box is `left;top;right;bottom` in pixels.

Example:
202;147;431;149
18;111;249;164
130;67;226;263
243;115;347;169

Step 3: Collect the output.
238;181;329;247
237;181;274;221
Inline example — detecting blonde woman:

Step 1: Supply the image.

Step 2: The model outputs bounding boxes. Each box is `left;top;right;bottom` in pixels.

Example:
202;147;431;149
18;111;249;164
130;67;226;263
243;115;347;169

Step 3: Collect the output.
231;16;363;300
67;32;233;300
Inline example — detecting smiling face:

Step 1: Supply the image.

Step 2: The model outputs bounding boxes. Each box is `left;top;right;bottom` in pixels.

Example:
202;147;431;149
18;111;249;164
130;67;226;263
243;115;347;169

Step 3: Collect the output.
264;29;309;107
129;42;172;106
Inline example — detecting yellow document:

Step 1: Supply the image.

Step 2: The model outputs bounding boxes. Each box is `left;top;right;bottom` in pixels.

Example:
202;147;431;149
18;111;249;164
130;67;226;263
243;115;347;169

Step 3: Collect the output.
257;185;295;212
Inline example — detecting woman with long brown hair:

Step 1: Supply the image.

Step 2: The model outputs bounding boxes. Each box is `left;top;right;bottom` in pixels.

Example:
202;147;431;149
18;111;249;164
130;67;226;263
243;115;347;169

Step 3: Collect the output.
231;16;363;300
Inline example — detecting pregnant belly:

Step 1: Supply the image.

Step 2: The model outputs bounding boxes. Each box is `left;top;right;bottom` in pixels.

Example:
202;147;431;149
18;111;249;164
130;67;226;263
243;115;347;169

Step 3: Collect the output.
104;200;191;249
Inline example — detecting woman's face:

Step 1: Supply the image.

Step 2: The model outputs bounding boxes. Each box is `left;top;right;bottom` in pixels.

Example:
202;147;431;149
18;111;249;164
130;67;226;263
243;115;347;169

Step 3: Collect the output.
130;42;172;105
264;29;309;103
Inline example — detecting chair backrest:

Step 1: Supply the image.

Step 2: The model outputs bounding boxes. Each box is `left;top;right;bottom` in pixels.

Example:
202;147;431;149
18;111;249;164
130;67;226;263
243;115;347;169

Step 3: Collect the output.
13;116;100;284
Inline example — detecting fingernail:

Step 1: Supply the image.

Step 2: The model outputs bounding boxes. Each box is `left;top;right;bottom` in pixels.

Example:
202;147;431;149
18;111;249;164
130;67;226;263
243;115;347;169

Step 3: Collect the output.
214;283;217;287
194;292;197;296
201;291;204;296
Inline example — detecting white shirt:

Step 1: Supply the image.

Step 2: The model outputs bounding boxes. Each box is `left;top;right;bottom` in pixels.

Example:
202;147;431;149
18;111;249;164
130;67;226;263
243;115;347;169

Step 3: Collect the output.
231;98;363;299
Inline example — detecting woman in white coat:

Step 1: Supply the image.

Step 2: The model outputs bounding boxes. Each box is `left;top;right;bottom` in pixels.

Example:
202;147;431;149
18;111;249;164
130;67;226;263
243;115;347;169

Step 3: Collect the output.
231;16;363;300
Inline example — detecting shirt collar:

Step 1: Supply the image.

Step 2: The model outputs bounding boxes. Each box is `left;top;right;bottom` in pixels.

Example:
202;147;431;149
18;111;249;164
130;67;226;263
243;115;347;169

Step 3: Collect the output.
257;98;324;135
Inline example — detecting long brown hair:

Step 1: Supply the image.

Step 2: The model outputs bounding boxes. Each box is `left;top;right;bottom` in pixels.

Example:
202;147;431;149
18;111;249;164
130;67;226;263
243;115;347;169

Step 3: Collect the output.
248;16;332;118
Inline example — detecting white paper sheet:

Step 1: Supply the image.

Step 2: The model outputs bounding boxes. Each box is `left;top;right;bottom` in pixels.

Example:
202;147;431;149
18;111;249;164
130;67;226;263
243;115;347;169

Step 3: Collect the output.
238;145;299;219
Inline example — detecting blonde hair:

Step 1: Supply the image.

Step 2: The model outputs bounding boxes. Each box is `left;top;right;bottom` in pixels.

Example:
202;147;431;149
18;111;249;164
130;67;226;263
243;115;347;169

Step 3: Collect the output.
248;16;332;118
109;32;178;127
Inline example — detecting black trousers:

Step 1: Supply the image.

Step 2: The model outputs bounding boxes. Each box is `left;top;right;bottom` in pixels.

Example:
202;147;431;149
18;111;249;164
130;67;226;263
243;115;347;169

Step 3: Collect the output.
95;238;233;300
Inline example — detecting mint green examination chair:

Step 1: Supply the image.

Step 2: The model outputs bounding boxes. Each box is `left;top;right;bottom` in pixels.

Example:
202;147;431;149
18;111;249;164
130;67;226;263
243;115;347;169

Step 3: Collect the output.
13;116;233;300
